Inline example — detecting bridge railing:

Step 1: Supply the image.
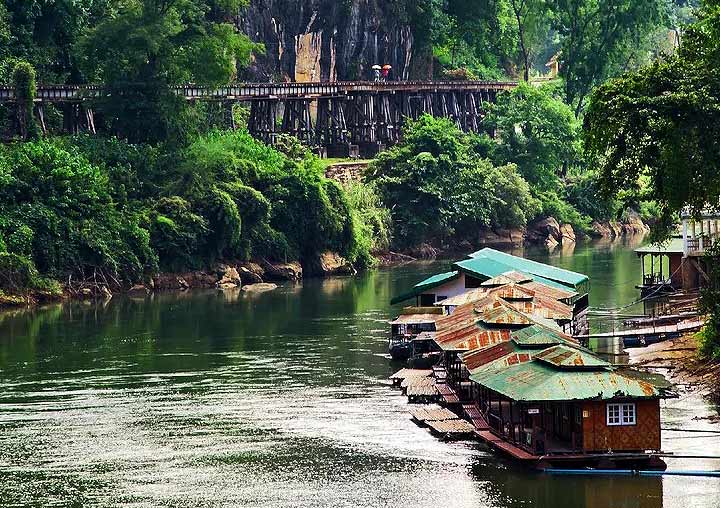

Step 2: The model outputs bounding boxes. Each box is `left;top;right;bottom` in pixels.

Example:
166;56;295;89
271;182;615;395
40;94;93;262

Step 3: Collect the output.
0;80;517;103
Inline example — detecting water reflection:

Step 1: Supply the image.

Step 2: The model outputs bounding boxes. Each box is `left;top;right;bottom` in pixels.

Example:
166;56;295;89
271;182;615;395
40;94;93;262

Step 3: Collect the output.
0;243;718;507
470;455;663;508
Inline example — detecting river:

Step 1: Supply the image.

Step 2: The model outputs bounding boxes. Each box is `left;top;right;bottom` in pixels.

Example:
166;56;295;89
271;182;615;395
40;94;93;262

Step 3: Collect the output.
0;239;718;507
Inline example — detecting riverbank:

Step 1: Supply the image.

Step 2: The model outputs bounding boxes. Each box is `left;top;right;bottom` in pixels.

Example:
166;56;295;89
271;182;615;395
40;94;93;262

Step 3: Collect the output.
629;333;720;409
0;220;650;309
0;257;346;308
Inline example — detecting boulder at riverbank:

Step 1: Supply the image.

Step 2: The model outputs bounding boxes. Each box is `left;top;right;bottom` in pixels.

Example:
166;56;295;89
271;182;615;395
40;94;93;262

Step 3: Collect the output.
628;334;720;401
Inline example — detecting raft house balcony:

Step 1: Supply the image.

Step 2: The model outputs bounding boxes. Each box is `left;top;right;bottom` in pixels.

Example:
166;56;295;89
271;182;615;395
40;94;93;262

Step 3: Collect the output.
635;208;720;296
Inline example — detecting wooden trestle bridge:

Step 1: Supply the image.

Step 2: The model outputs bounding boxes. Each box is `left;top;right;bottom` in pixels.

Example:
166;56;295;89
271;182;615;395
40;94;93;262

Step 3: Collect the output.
0;80;516;155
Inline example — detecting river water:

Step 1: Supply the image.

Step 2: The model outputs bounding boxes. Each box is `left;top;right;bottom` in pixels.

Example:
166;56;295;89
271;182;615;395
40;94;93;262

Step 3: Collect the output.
0;239;719;507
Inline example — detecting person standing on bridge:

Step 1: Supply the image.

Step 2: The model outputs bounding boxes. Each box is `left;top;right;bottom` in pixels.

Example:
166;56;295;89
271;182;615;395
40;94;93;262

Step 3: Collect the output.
382;64;392;81
372;65;381;82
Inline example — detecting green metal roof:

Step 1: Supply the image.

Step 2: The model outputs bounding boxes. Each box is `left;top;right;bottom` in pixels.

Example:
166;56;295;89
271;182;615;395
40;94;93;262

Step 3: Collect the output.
533;344;610;369
469;360;665;401
466;248;589;288
454;257;580;294
634;238;684;255
454;256;516;280
390;270;460;305
511;325;572;347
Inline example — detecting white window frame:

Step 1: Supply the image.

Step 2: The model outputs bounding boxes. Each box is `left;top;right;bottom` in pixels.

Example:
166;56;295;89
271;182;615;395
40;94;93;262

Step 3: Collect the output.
606;402;636;426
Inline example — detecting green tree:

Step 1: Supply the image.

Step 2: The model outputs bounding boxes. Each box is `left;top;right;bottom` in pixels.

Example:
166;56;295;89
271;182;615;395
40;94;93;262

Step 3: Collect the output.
507;0;552;81
76;0;258;143
1;0;113;82
585;0;720;356
699;243;720;358
12;61;39;140
366;115;538;248
486;82;579;189
585;0;720;228
551;0;669;115
444;0;533;78
0;140;157;283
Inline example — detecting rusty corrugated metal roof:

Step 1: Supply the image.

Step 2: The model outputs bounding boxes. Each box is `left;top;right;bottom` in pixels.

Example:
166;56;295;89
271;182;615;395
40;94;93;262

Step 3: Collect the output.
469;360;666;401
437;329;512;352
389;313;442;325
464;343;534;372
479;305;534;326
511;325;574;346
521;280;577;301
505;298;573;321
436;287;493;307
490;284;535;301
481;270;534;286
533;344;610;369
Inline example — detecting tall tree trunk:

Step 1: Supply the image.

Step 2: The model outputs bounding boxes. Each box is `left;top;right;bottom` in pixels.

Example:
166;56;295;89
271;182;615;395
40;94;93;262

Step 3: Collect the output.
511;0;530;81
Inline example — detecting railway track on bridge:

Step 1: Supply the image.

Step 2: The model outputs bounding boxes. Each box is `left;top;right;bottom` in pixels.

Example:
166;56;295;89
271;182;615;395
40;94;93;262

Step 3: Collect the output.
0;80;516;102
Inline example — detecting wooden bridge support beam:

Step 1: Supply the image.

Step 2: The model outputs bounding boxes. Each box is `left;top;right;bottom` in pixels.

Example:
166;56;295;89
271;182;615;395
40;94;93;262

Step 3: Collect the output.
248;99;279;144
231;87;497;155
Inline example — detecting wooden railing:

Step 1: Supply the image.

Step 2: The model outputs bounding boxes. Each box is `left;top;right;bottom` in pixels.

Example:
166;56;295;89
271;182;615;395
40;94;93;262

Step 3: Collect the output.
0;80;517;103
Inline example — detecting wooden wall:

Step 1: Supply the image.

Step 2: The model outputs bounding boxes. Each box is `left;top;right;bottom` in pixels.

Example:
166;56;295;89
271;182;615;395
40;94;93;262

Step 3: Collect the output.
581;399;661;452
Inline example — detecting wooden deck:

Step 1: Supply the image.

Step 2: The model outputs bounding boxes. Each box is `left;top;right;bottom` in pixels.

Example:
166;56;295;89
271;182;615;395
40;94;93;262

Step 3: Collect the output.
426;419;476;438
462;403;490;430
410;405;476;439
574;318;705;347
389;368;432;386
435;383;460;404
409;407;457;422
475;430;539;461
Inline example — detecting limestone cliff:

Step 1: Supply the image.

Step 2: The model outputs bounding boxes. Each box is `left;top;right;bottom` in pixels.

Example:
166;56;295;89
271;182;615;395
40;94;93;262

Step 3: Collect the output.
237;0;426;82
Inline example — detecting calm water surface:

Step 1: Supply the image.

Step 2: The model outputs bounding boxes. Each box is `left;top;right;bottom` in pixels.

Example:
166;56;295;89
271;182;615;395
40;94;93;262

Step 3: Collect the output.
0;239;719;507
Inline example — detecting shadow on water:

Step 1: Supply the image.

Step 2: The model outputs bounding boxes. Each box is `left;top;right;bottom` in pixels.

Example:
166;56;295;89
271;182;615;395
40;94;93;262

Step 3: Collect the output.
469;452;663;508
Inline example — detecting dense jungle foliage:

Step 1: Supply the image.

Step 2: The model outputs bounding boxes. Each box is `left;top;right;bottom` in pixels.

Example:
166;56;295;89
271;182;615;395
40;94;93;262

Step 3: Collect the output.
0;0;694;298
0;131;388;296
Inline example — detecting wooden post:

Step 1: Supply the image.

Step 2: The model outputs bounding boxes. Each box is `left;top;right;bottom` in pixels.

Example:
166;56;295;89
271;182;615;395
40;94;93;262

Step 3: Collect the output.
640;253;645;285
651;254;655;283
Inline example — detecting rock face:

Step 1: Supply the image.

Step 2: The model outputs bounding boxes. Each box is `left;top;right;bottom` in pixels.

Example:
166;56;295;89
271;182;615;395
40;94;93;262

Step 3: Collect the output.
261;260;303;281
477;228;525;247
237;1;428;82
526;217;563;249
153;272;216;290
560;223;576;243
621;210;650;235
242;282;278;293
590;210;649;239
239;267;263;285
317;251;356;276
127;284;149;296
216;266;243;290
410;243;439;260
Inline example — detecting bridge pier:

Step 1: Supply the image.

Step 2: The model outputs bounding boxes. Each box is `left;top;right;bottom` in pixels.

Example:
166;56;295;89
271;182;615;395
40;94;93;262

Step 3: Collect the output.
245;89;498;157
